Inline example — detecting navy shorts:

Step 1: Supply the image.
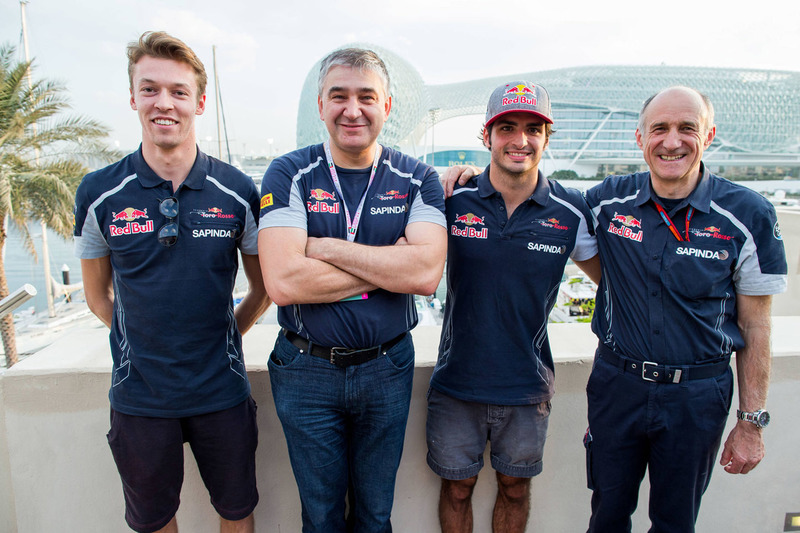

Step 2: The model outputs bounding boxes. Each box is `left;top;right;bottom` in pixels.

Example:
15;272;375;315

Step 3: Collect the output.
426;387;551;480
107;397;259;533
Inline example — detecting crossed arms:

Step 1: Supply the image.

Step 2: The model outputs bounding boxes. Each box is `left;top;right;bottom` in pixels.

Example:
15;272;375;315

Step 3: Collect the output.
258;221;447;307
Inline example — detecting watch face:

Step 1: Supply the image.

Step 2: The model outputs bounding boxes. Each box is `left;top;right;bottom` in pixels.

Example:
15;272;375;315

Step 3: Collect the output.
757;411;770;427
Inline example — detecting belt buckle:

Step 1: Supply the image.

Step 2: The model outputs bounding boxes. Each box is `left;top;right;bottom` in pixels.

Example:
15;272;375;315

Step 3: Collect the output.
642;361;660;382
330;346;353;366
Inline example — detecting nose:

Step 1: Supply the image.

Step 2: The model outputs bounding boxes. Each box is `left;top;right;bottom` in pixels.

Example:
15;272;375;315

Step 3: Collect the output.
342;98;361;120
663;128;682;150
512;130;529;148
154;90;173;111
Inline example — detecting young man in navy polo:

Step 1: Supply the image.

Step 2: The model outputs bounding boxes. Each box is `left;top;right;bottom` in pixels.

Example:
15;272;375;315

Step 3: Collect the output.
583;86;787;532
257;48;447;532
427;81;600;533
74;32;269;533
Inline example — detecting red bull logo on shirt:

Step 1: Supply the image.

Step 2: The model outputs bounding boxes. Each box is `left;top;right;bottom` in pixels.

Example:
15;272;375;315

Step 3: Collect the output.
502;84;537;107
112;207;148;222
307;188;339;214
608;212;643;242
451;212;487;239
453;213;485;226
110;207;153;237
196;207;235;219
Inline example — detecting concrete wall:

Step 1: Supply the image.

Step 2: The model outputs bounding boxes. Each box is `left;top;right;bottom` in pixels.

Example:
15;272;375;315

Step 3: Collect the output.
773;209;800;316
1;321;799;533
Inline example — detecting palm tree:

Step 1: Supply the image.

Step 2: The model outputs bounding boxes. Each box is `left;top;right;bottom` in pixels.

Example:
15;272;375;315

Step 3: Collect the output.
0;44;114;367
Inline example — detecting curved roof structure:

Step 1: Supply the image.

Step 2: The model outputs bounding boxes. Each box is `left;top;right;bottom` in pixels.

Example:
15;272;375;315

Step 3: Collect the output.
298;44;800;172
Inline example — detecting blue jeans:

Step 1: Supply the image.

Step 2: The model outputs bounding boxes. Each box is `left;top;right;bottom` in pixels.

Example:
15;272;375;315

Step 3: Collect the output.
269;331;415;533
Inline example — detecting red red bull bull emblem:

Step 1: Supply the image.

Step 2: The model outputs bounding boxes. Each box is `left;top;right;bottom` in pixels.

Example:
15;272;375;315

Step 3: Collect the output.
109;207;153;237
307;188;340;214
198;207;234;219
608;212;643;242
502;84;537;107
452;212;487;239
111;207;148;222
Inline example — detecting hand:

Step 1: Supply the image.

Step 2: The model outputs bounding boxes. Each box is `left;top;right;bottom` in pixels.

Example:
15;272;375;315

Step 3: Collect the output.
719;421;765;474
440;165;480;198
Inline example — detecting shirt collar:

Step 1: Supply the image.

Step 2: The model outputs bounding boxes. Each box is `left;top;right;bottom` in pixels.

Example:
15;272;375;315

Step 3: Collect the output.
634;162;712;214
477;167;550;206
133;145;208;190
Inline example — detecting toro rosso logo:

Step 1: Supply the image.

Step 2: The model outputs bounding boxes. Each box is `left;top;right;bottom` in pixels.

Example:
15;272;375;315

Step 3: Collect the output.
502;84;537;107
110;207;153;237
307;188;340;214
607;212;643;242
451;212;487;239
377;189;409;201
195;207;235;219
536;217;569;231
689;226;733;241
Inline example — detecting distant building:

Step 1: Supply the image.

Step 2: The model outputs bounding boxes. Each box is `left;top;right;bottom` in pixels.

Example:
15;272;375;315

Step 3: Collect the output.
298;44;800;178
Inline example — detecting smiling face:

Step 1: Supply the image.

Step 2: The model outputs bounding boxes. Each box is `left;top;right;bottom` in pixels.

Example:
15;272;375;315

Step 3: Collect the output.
484;112;549;178
317;65;391;168
129;55;206;154
636;87;715;197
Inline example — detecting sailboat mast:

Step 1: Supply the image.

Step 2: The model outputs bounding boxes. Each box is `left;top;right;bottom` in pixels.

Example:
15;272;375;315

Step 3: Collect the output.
20;0;56;318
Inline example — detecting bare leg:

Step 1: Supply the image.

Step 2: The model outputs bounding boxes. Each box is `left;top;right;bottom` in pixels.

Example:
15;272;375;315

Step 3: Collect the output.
220;513;254;533
493;472;531;533
439;476;478;533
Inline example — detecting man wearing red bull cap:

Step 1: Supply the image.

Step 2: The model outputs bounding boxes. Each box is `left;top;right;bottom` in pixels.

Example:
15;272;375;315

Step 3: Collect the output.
427;81;600;533
74;32;269;533
582;87;787;532
257;48;446;532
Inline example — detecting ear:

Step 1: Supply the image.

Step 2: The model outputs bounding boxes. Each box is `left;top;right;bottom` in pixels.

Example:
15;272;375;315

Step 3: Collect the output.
196;93;206;116
130;88;136;111
318;94;324;120
482;126;491;149
704;125;716;148
384;95;392;118
635;128;644;150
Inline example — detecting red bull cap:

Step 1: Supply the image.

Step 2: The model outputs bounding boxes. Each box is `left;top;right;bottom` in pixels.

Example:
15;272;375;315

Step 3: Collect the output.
485;80;553;127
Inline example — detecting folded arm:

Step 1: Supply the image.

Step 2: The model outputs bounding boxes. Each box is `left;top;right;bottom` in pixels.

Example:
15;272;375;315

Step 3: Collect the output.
305;221;447;296
258;227;378;306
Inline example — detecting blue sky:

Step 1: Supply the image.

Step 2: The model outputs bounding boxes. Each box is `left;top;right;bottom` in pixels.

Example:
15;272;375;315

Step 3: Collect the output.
2;0;798;157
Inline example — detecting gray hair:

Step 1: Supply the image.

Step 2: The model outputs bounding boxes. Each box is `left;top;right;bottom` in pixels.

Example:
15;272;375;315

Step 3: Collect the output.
637;86;715;133
317;48;391;97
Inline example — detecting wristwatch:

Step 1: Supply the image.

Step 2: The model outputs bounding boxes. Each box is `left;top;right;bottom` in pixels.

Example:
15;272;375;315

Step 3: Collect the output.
736;409;770;429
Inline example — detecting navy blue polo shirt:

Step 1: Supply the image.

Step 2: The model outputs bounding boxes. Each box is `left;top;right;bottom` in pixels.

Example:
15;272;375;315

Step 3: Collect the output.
430;169;597;405
258;143;446;348
585;165;787;364
74;147;261;417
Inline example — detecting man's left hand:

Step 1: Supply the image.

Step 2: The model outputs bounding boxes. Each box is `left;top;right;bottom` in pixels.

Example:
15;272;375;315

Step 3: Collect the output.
719;422;765;474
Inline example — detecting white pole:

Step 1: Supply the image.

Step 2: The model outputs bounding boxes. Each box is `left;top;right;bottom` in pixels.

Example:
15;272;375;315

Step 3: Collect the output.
20;0;56;317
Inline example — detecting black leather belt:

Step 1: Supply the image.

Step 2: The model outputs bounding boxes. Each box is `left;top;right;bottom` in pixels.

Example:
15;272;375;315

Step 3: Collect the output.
598;344;729;383
283;329;406;368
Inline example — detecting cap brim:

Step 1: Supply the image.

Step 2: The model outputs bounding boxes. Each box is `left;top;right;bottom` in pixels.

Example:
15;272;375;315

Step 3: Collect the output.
486;109;554;127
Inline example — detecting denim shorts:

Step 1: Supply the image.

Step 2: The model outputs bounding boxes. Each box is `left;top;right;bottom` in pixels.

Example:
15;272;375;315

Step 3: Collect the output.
107;397;259;533
426;387;551;480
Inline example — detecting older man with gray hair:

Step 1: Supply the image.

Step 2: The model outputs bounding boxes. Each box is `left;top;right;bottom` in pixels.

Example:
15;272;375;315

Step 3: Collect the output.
257;47;447;532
